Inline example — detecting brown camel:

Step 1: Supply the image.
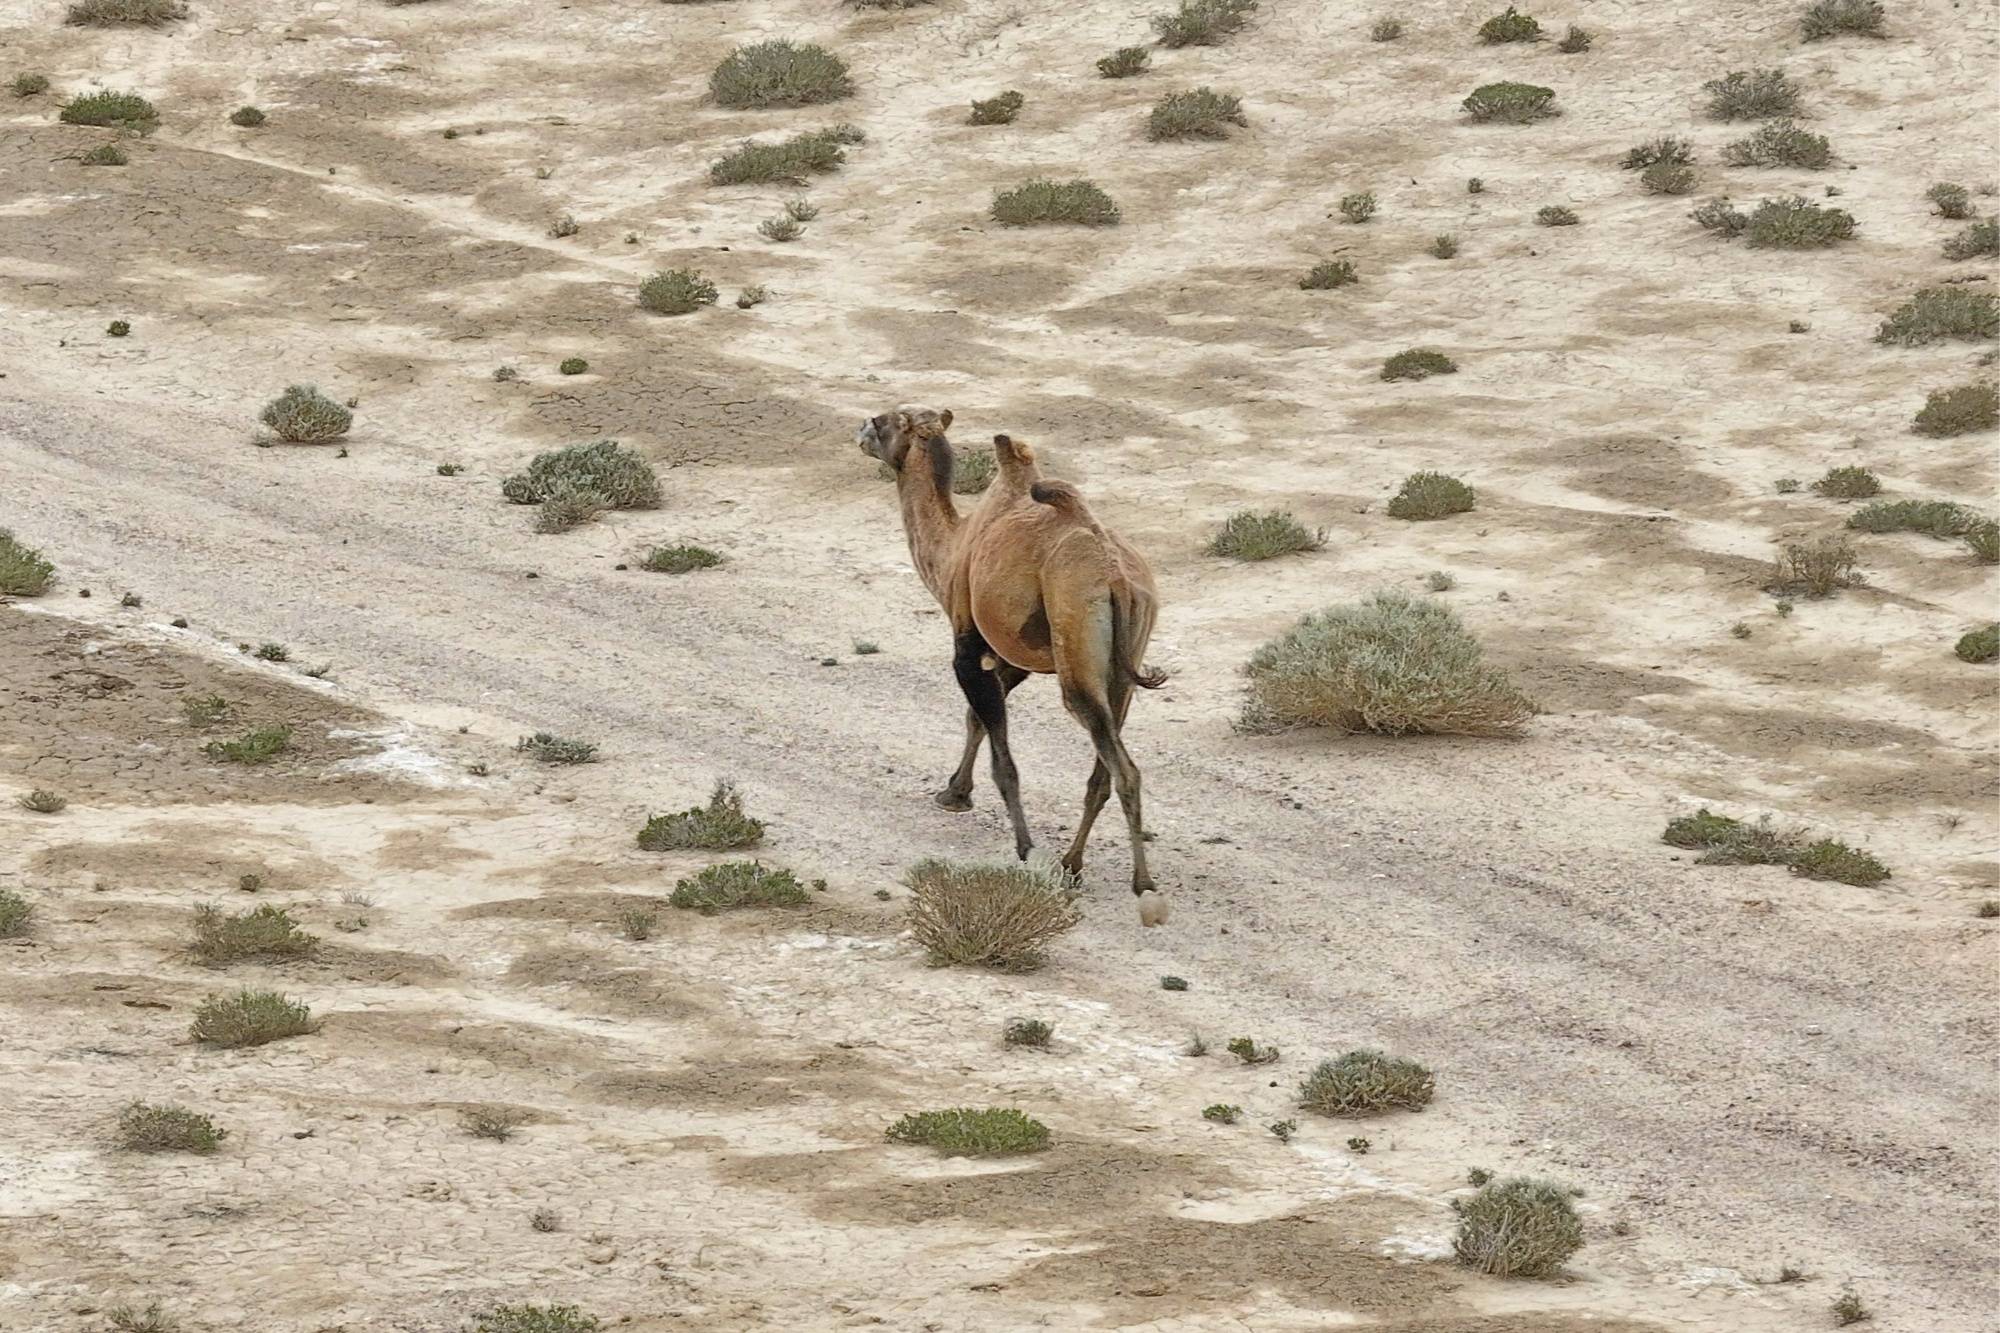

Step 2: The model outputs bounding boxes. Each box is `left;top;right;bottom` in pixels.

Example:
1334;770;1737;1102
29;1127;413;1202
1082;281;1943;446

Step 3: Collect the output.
856;407;1170;927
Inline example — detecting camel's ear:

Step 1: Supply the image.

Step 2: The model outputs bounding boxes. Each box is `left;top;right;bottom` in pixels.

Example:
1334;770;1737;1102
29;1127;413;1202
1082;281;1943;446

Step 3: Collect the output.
938;409;953;431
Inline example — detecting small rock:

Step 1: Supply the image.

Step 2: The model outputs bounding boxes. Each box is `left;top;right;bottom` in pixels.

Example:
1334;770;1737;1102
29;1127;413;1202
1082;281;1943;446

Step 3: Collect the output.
586;1243;619;1264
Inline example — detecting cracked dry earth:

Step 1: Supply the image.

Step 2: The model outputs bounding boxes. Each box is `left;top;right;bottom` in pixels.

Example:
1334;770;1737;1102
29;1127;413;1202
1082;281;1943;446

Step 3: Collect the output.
1;0;1997;1331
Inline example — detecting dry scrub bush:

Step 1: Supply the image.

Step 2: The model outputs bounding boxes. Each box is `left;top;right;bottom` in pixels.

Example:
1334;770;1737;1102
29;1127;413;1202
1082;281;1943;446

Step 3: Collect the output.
709;126;860;185
1802;0;1884;39
1642;163;1696;195
1153;0;1258;48
887;1107;1050;1155
992;179;1120;226
1944;217;1999;261
66;0;185;26
1462;82;1556;123
1723;121;1831;168
0;529;55;595
1556;23;1592;51
19;789;66;813
1744;196;1856;248
1771;535;1863;597
1207;510;1325;560
1956;623;1999;663
1097;46;1151;77
1240;590;1535;737
1371;17;1403;40
0;889;31;938
60;90;157;130
1846;498;1980;538
1874;288;1998;345
189;904;317;965
906;856;1081;970
1536;205;1579;227
1479;7;1540;42
1926;182;1971;219
1693;198;1749;238
709;40;852;108
640;543;723;573
1789;839;1890;885
1966;522;2000;564
1388;471;1475;519
1703;69;1801;120
639;268;720;314
106;1303;177;1332
474;1307;601;1333
1339;191;1378;223
1300;259;1359;289
1004;1018;1053;1048
117;1102;225;1153
260;385;351;442
14;73;50;97
638;781;764;851
1812;466;1878;499
203;725;292;763
1382;348;1456;380
1831;1292;1871;1326
536;489;604;534
461;1107;527;1141
1622;137;1693;169
1299;1049;1436;1115
969;90;1024;125
670;861;808;912
190;990;317;1047
1663;809;1798;866
1430;233;1459;257
758;215;802;242
952;449;997;494
502;440;662;510
1148;87;1247;141
1453;1177;1585;1277
230;105;265;127
516;732;597;764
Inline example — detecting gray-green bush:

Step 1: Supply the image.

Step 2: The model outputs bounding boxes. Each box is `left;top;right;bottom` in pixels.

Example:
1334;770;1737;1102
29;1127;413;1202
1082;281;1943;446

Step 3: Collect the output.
1846;499;1981;538
1744;196;1856;248
1913;383;1997;436
637;781;764;851
638;269;720;315
969;90;1024;125
0;528;55;596
1097;46;1151;77
58;89;157;129
640;543;724;573
709;40;853;108
1944;217;1999;261
1387;471;1475;519
502;440;661;511
1147;88;1246;141
1299;1049;1436;1115
516;732;597;764
66;0;186;22
189;904;317;965
1811;465;1878;499
1382;349;1457;380
1722;121;1831;168
1956;623;1999;663
1926;182;1971;220
709;126;861;185
0;889;32;938
1801;0;1885;39
906;856;1081;970
1703;69;1801;120
991;179;1120;226
1453;1177;1585;1277
1207;510;1326;560
1462;82;1556;123
1152;0;1258;48
1874;288;1999;346
1622;137;1693;169
1478;7;1540;42
189;990;317;1047
886;1107;1050;1155
117;1101;225;1153
260;385;351;442
670;861;809;913
1300;259;1359;289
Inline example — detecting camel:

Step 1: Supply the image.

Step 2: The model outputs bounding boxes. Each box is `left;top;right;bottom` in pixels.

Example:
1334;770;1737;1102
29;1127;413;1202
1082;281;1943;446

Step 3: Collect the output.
855;407;1170;927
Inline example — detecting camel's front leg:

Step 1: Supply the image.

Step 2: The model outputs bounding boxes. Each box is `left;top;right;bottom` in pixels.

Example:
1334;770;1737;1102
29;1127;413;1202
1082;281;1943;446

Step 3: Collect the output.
935;662;1027;812
952;634;1034;860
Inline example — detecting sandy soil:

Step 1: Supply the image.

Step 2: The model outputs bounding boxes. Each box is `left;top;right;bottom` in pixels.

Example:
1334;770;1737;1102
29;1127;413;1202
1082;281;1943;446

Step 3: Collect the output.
2;0;1996;1329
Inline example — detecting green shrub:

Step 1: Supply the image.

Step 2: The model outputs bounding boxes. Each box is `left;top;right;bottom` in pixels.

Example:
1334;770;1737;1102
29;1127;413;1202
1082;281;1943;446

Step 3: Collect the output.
1467;176;1485;193
1692;198;1749;238
13;73;50;97
1300;259;1359;289
189;904;317;965
886;1107;1050;1156
1722;121;1831;168
1152;0;1259;48
1621;137;1693;169
473;1307;602;1333
67;0;185;24
81;143;128;166
117;1101;225;1153
709;40;852;109
1298;1049;1436;1115
1004;1018;1054;1048
905;856;1081;970
1371;18;1403;40
1240;590;1535;736
181;694;230;725
1147;88;1247;141
0;528;55;596
460;1106;527;1141
260;384;351;442
992;178;1120;226
1339;190;1377;223
535;489;605;534
1789;839;1889;886
516;732;597;764
951;449;996;494
1227;1036;1280;1064
969;90;1023;125
1097;46;1151;77
1202;1103;1242;1122
638;268;719;315
229;105;265;127
758;214;802;242
1387;471;1475;520
1846;498;1980;538
1802;0;1885;38
1642;163;1696;195
1430;233;1459;257
501;440;661;509
1382;349;1457;381
1453;1177;1585;1277
1966;521;2000;564
1944;217;1999;261
107;319;131;337
617;905;658;940
1207;510;1326;560
709;126;859;185
1811;466;1878;499
1875;287;1999;345
59;89;157;129
670;861;808;913
203;725;293;764
1925;181;1971;219
1462;81;1556;123
1536;204;1579;227
189;990;317;1047
637;780;764;851
640;543;723;573
1831;1292;1870;1327
1744;196;1857;248
1956;623;1999;663
1772;535;1863;598
18;789;66;813
0;889;30;938
1555;23;1592;51
1703;69;1801;120
105;1304;176;1333
1478;7;1541;42
557;357;588;375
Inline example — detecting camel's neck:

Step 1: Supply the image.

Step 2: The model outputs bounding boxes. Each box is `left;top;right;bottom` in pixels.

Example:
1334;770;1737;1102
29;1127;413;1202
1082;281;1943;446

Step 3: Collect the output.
894;443;961;605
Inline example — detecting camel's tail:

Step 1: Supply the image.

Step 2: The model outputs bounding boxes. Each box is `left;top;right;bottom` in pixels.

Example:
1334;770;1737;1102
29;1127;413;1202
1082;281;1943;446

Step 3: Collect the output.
1032;483;1166;691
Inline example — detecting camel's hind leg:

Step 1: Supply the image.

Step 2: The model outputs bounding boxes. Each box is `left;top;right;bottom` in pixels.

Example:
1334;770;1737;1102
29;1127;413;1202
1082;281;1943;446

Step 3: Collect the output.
936;662;1027;812
952;631;1034;860
1059;677;1130;877
1053;601;1165;926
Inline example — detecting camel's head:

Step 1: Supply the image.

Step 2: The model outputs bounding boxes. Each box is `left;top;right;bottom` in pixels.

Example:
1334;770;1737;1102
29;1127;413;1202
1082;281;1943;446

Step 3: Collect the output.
856;407;953;472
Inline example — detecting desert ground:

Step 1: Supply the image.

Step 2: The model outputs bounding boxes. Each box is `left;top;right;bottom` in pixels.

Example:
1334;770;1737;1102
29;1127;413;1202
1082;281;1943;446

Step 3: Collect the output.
2;0;1996;1330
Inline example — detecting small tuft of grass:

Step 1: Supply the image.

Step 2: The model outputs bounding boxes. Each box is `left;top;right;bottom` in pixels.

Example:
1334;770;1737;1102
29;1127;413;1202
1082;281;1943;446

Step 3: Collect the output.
13;73;50;97
1430;233;1459;257
1535;204;1579;227
1161;974;1190;991
60;89;158;129
18;789;66;813
189;903;317;965
1004;1017;1054;1048
1926;182;1971;220
1097;46;1151;77
106;1303;178;1333
1966;521;2000;564
1467;176;1485;193
1812;466;1879;499
0;528;55;595
640;543;723;574
1703;69;1802;121
1382;348;1457;381
1957;623;2000;663
853;640;880;655
461;1107;528;1141
1978;900;2000;917
1202;1103;1242;1123
1152;0;1259;49
0;889;31;938
1555;23;1592;51
709;126;860;186
1348;1135;1372;1152
1802;0;1884;39
1268;1118;1297;1142
992;178;1120;226
437;462;463;476
1339;191;1378;223
117;1101;225;1154
1693;198;1748;238
670;861;808;913
1831;1291;1870;1325
189;989;317;1047
516;732;597;765
107;320;131;338
1642;163;1696;195
1789;839;1890;886
260;385;351;442
203;725;293;764
1387;471;1475;520
638;781;765;852
1622;137;1693;170
1468;1166;1493;1186
1453;1177;1585;1277
709;40;853;109
1300;259;1359;289
758;214;803;242
535;488;605;533
1147;88;1247;141
473;1306;602;1333
1742;196;1856;248
617;905;658;940
229;105;265;127
906;856;1081;970
252;642;289;662
503;440;661;510
1478;7;1541;42
1298;1049;1436;1115
65;0;186;23
969;90;1024;125
1241;589;1535;737
1723;121;1831;168
1226;1036;1280;1064
1207;510;1326;560
1462;82;1556;123
886;1107;1050;1156
1875;287;1999;345
1771;535;1864;599
1944;217;1999;262
638;269;719;315
1371;17;1404;40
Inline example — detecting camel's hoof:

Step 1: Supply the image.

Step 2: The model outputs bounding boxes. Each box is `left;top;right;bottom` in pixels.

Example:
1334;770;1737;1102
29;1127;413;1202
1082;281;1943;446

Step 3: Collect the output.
1059;856;1084;881
933;789;973;813
1015;841;1035;862
1136;891;1170;928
